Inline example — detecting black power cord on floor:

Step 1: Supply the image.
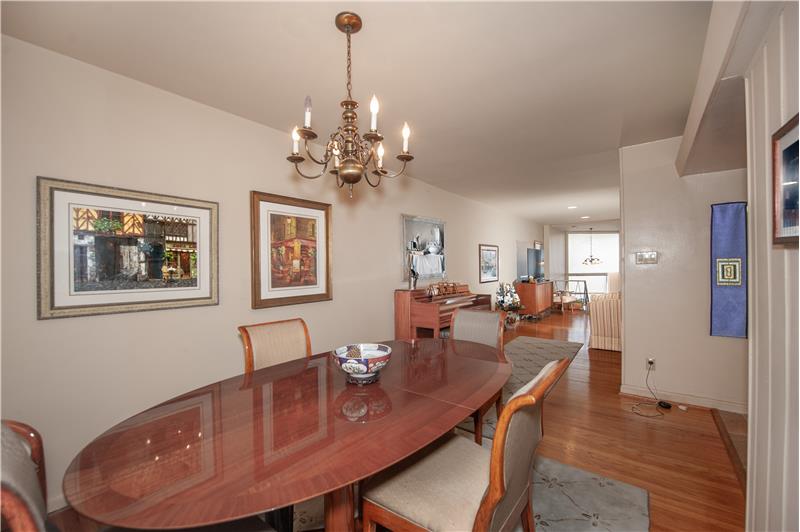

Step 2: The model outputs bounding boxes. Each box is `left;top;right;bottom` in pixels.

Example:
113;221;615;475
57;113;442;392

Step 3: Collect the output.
631;363;668;418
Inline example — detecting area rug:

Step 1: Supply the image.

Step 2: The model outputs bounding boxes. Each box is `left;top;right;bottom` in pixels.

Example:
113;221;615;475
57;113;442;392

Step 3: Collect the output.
526;456;650;532
458;336;583;439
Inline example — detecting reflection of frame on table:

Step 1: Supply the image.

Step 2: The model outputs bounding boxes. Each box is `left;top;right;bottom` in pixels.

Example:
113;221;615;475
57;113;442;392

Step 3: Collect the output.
78;385;223;519
251;357;335;481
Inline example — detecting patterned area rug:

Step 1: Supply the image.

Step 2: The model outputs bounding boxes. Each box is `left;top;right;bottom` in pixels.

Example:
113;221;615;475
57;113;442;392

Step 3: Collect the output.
527;456;650;532
458;336;583;438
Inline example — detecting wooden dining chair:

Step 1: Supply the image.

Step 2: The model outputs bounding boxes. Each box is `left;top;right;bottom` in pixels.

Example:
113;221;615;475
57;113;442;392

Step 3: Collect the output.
450;308;506;443
360;357;570;532
237;318;319;532
238;318;312;373
2;420;48;532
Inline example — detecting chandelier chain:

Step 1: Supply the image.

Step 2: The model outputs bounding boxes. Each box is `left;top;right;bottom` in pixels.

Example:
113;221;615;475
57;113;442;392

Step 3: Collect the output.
346;30;352;99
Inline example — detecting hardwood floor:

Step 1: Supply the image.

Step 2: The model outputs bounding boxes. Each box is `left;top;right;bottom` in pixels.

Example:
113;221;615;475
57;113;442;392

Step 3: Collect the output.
51;310;745;531
508;311;745;531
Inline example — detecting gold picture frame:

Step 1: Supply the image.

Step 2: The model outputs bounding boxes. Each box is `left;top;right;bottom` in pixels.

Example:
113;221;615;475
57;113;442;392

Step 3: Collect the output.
37;176;219;319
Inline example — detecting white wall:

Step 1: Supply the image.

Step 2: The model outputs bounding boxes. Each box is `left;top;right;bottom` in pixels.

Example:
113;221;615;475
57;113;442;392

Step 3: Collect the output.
0;36;542;510
743;3;798;530
544;225;566;280
619;136;748;412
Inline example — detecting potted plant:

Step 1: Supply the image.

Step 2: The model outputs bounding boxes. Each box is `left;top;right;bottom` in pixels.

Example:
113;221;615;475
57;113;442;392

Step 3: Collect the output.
496;282;523;329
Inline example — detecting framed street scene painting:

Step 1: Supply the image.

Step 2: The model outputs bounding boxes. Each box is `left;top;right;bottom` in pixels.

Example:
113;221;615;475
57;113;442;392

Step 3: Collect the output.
250;191;332;308
773;113;799;245
37;176;219;319
479;243;499;283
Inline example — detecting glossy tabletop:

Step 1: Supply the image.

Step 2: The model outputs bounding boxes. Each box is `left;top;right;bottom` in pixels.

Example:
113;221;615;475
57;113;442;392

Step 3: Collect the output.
63;339;510;529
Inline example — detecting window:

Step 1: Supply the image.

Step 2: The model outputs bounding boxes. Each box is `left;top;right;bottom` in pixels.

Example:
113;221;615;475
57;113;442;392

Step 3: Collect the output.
566;232;619;293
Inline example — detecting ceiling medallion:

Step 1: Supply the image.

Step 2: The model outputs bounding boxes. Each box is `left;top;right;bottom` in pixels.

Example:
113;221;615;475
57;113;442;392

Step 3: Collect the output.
287;11;414;198
582;228;602;266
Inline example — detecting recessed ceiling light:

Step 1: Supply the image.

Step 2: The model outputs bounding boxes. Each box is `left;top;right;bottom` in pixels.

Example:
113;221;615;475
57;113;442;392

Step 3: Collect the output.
580;216;590;219
567;206;578;209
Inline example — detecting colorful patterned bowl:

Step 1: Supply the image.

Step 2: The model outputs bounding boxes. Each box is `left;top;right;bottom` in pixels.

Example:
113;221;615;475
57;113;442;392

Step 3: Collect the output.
332;343;392;385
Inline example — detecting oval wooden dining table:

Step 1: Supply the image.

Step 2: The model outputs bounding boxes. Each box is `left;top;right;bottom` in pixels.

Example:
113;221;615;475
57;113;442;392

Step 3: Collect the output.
63;338;511;530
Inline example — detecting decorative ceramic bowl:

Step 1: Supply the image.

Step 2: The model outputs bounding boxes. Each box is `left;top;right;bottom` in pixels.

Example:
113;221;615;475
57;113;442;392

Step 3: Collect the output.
332;343;392;385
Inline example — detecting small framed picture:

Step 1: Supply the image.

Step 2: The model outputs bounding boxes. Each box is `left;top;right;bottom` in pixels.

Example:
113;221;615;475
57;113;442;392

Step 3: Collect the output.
37;177;219;319
635;251;658;265
773;114;799;245
478;244;499;283
250;192;332;308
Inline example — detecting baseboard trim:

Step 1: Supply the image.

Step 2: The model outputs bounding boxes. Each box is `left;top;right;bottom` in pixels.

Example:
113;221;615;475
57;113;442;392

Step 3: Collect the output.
619;384;747;414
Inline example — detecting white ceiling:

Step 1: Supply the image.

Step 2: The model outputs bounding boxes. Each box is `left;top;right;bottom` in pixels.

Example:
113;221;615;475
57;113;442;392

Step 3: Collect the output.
1;2;711;224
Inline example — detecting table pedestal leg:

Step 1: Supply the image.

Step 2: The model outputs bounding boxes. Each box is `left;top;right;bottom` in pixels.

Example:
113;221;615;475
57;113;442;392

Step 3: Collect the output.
325;484;356;532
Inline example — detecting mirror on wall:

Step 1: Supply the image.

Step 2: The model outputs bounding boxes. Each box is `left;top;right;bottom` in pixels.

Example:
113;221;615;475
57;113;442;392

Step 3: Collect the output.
402;214;445;281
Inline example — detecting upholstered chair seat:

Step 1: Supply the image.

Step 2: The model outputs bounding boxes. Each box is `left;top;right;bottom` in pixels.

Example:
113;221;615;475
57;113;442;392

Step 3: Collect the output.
363;433;490;531
362;358;570;532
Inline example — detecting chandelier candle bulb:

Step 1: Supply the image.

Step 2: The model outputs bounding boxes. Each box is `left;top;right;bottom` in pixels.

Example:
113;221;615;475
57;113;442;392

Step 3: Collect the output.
402;122;410;153
370;95;379;131
291;126;300;155
303;96;312;128
377;143;385;168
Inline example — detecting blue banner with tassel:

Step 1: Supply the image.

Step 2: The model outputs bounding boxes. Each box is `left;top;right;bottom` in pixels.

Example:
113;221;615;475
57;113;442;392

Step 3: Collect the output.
710;202;747;338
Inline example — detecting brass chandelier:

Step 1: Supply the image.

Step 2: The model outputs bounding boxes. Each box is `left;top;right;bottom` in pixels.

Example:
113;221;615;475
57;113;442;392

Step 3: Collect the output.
287;12;414;198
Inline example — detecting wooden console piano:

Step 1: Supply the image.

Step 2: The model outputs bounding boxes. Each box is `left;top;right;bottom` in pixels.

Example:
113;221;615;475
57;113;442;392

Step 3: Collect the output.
394;284;492;340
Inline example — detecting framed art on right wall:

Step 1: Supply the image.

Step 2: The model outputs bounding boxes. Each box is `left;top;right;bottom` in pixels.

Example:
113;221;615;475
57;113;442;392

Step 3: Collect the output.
773;113;799;245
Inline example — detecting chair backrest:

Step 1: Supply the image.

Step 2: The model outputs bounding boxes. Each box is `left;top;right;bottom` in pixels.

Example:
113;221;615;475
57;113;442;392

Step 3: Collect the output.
238;318;312;373
1;420;47;532
472;358;570;532
450;308;505;354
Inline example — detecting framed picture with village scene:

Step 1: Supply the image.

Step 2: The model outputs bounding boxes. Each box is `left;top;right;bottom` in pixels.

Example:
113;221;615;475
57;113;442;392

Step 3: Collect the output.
37;176;219;319
250;191;332;309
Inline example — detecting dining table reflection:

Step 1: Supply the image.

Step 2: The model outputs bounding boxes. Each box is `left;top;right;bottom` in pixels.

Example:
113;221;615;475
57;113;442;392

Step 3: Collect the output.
63;339;510;530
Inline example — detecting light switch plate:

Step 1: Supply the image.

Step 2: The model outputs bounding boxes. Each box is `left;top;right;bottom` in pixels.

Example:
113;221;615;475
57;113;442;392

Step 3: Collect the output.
635;251;658;264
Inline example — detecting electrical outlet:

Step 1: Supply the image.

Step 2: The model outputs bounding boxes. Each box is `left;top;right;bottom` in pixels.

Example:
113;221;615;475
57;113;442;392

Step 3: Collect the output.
646;358;656;371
